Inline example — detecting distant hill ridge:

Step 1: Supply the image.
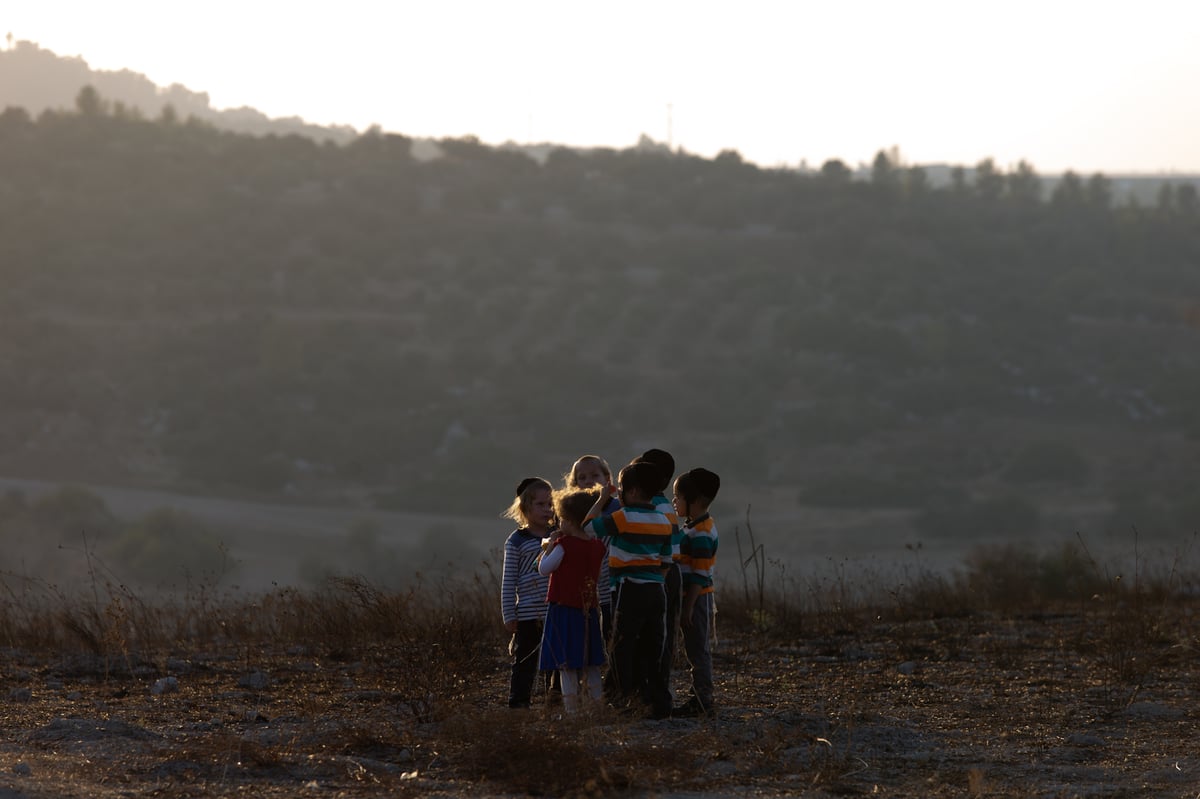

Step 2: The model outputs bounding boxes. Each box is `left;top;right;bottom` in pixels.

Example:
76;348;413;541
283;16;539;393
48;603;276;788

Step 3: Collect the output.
3;35;1200;548
3;38;1199;203
0;38;358;143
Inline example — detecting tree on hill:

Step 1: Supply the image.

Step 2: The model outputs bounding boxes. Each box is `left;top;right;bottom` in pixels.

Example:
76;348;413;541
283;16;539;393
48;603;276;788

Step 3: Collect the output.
0;83;1197;529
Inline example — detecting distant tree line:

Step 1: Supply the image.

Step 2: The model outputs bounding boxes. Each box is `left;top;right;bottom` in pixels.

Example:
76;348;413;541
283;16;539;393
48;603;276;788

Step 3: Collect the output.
0;85;1198;541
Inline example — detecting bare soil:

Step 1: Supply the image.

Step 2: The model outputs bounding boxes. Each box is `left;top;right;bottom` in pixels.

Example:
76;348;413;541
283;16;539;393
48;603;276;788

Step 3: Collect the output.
2;607;1197;798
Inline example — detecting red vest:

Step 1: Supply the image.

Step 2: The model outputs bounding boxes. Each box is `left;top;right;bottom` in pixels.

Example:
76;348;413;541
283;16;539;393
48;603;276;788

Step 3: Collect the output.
546;535;607;609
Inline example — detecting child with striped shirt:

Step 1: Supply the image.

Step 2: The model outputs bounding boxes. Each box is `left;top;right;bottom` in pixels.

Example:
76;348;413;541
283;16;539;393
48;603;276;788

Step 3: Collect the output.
671;467;721;717
584;460;674;719
633;449;681;706
500;477;554;709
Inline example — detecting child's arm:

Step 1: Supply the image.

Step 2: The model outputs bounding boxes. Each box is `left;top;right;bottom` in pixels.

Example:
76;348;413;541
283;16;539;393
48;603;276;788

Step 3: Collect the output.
538;542;565;576
583;482;615;524
582;482;617;539
501;538;519;633
681;582;702;628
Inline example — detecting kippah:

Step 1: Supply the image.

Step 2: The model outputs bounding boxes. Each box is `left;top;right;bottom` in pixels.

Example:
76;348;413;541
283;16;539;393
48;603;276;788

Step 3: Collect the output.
515;477;541;497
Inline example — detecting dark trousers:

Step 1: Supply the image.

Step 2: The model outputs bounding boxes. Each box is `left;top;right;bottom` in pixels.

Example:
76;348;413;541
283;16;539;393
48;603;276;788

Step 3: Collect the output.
657;562;682;701
607;581;671;717
682;592;715;708
508;618;544;707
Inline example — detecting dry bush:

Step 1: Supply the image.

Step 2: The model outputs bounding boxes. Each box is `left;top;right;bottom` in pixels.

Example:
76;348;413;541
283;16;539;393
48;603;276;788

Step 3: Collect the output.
439;709;618;795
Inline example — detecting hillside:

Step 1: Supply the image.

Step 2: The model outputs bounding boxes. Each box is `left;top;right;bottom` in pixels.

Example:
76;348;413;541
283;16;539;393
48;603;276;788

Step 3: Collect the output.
1;73;1200;587
0;39;357;142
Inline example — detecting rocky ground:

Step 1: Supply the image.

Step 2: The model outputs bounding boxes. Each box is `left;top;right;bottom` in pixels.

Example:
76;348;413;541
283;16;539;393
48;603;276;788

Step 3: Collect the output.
1;606;1197;798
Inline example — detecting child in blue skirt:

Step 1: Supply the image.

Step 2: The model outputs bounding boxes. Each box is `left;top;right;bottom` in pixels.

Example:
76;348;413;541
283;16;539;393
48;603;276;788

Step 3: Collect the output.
538;486;607;714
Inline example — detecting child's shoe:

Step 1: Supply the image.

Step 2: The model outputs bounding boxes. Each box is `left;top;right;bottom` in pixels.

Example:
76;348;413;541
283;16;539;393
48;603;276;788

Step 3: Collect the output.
671;696;714;718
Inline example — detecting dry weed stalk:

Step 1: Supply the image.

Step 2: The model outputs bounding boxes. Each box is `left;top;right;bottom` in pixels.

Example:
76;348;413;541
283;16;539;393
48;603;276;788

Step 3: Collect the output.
1072;528;1195;709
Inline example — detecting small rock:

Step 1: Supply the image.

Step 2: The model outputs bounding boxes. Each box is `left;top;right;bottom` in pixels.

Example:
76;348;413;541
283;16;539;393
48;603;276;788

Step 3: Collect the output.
898;661;917;675
703;760;738;778
12;762;32;777
8;687;32;703
237;671;270;690
151;677;179;695
44;679;64;691
1122;702;1184;720
1066;733;1104;747
165;657;192;673
243;709;269;723
66;691;83;701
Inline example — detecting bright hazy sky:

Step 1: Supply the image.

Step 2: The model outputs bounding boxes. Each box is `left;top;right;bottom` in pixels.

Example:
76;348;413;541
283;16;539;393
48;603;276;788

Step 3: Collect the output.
8;0;1200;173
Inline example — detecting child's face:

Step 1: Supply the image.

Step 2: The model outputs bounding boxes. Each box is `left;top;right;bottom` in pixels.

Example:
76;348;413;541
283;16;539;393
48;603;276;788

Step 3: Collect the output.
671;481;689;518
526;488;554;528
573;460;608;489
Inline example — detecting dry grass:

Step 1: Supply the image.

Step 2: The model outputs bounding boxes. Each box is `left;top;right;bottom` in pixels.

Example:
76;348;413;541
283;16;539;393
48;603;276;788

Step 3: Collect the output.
1;535;1199;797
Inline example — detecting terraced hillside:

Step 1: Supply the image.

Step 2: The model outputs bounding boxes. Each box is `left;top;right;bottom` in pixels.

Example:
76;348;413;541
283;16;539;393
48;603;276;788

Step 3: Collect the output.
1;92;1199;586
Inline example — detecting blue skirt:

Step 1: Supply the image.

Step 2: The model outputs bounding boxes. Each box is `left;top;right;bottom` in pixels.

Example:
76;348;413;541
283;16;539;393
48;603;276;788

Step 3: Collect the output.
539;604;605;670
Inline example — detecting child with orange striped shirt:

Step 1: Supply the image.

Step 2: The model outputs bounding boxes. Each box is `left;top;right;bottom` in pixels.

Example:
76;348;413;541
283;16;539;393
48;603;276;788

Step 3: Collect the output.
671;467;721;717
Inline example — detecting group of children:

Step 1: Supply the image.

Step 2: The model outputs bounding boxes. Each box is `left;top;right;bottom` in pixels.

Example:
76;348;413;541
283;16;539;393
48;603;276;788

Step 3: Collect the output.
499;449;720;719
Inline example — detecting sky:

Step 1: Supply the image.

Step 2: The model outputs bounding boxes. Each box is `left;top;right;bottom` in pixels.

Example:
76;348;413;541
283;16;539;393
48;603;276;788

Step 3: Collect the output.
7;0;1200;173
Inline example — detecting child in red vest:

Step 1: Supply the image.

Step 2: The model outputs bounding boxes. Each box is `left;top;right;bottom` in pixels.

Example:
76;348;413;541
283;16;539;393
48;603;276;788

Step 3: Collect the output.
538;486;608;714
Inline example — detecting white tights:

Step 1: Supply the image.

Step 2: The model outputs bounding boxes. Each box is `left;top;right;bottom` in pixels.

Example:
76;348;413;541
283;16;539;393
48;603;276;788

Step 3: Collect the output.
559;666;603;713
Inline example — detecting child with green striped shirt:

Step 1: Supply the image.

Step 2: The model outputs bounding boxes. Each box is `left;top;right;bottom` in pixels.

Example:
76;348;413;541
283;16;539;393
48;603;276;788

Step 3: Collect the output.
671;467;721;717
584;460;674;719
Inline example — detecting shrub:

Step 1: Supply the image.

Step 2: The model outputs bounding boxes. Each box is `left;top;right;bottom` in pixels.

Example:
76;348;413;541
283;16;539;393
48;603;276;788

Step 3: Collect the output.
956;540;1103;607
1001;439;1090;484
31;485;120;541
798;471;942;509
298;518;408;588
1104;493;1173;538
1170;494;1200;535
107;508;231;586
914;494;1042;539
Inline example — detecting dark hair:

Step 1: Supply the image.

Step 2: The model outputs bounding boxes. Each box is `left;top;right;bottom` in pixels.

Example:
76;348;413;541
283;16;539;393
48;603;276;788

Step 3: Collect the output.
515;476;543;497
674;467;721;505
618;461;661;498
635;448;674;493
502;476;552;525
